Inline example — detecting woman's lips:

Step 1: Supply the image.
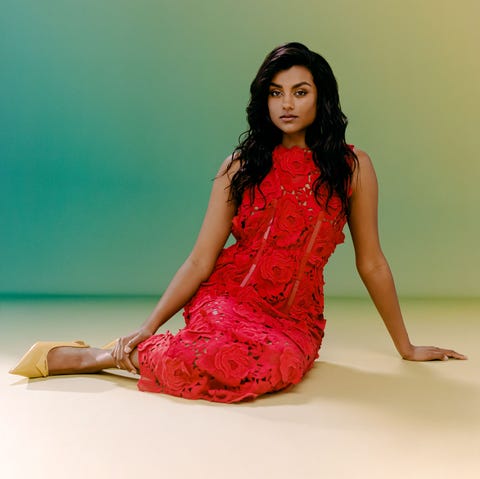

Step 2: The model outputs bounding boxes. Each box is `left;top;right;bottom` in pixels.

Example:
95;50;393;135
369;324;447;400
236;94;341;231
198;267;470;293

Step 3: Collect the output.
280;115;298;122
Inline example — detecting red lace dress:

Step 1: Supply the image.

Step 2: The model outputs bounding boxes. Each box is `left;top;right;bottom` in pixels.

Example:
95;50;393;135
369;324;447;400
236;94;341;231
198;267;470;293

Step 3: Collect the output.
137;144;351;402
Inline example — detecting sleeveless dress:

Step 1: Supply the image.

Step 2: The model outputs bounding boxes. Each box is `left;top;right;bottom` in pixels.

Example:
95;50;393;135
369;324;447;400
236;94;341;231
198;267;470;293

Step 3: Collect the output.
137;144;351;403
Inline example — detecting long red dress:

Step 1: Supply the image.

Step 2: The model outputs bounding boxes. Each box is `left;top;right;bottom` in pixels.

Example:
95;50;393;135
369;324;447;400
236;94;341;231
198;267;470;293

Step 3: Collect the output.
137;144;351;402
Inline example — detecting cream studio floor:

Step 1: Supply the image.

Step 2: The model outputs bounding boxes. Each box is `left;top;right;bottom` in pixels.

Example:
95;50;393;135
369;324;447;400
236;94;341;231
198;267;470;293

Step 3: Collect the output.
1;297;479;479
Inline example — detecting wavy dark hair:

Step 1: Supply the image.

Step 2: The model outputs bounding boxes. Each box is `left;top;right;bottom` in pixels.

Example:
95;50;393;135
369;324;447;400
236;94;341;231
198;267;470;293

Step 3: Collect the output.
227;42;357;215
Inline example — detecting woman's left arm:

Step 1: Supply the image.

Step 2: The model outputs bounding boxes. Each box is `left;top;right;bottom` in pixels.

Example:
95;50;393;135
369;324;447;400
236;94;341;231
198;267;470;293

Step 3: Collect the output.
347;149;466;361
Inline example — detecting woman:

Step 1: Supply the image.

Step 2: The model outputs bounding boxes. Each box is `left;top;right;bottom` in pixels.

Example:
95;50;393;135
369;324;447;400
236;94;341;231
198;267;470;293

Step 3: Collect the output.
10;43;466;402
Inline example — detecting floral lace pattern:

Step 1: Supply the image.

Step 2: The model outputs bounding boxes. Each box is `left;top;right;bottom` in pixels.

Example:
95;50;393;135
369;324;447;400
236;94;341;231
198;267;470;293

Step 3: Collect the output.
138;144;351;403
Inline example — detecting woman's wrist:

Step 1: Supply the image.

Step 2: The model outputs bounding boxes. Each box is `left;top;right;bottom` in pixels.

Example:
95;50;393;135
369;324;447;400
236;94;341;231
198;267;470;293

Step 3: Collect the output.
397;342;414;359
140;316;161;335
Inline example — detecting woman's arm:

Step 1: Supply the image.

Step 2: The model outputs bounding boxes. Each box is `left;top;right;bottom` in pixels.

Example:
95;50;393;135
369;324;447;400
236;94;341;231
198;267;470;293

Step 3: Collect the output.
140;156;238;333
113;156;240;372
347;149;466;361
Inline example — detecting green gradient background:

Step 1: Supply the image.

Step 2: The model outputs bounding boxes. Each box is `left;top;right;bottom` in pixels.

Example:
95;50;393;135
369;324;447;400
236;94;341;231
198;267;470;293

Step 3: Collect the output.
1;1;479;296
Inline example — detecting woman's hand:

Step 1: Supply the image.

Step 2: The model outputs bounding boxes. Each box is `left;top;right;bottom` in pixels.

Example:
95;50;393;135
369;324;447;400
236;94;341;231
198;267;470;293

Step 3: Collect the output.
111;328;153;373
401;345;467;361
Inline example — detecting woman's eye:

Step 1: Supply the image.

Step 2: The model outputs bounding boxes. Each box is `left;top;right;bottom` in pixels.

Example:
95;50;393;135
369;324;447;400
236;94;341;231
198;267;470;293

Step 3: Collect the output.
269;90;281;97
295;90;307;96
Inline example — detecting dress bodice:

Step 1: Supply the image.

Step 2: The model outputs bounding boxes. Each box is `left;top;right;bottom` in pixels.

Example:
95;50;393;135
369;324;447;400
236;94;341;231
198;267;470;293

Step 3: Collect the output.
205;144;349;323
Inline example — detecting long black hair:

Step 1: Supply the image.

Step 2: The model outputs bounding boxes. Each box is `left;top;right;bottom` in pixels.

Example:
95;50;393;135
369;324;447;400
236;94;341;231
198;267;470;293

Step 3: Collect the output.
227;42;357;215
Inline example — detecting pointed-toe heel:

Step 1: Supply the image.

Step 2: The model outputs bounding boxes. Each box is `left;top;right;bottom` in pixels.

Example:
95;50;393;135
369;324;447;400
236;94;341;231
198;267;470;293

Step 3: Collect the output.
9;340;90;378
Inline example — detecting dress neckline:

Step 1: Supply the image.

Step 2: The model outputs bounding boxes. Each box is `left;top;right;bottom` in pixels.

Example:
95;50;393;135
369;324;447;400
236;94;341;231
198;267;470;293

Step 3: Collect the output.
273;144;313;164
274;144;312;154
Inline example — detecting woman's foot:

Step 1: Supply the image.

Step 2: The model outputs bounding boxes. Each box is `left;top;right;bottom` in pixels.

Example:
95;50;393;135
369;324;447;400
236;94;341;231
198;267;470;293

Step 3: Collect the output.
10;341;140;378
9;340;90;378
47;346;140;375
47;346;116;375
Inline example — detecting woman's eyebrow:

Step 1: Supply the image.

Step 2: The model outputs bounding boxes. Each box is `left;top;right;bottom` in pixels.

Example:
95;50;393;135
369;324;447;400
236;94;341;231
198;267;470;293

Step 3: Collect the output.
269;81;312;89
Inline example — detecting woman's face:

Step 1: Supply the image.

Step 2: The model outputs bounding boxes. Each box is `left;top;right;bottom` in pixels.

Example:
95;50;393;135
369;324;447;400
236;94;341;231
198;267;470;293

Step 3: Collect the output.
267;65;317;147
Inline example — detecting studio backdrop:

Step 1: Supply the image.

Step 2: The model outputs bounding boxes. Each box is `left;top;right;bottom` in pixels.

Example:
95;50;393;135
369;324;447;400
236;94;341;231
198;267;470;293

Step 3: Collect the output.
1;0;479;297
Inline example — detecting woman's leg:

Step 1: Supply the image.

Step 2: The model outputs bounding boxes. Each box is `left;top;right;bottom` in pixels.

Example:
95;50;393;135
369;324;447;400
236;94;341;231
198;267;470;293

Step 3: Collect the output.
47;346;139;375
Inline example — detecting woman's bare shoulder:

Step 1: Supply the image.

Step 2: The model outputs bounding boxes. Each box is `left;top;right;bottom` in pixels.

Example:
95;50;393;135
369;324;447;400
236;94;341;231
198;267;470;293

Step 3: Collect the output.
352;147;372;166
218;151;242;179
351;147;377;194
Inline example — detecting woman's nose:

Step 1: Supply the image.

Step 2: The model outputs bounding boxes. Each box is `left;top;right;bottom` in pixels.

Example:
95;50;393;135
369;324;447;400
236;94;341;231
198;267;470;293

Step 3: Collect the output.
282;94;294;109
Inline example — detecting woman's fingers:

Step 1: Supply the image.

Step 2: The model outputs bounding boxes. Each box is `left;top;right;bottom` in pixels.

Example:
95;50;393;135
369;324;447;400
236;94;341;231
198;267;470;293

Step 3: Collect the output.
113;340;124;368
123;336;137;354
110;335;141;374
439;348;467;360
426;346;467;361
110;338;129;370
405;345;468;361
430;347;465;360
122;354;137;374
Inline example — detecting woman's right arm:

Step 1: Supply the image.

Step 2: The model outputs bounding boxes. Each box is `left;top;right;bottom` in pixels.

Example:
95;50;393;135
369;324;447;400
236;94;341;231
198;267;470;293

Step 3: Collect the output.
113;156;239;371
141;156;238;333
